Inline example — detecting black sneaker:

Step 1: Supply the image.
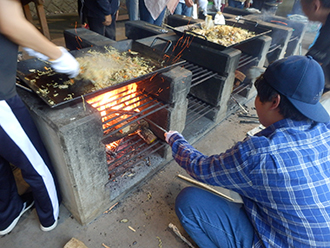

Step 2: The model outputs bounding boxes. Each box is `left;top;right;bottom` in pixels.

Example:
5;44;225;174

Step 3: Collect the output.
0;194;34;235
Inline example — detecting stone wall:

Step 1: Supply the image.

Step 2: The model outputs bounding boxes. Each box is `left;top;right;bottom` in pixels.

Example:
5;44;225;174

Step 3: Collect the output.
27;0;77;16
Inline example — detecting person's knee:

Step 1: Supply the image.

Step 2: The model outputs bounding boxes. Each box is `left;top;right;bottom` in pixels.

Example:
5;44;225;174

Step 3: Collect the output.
176;186;201;205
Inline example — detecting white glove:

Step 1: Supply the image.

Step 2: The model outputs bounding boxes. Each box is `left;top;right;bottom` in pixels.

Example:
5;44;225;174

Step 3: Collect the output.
50;47;80;78
165;131;179;143
23;47;49;61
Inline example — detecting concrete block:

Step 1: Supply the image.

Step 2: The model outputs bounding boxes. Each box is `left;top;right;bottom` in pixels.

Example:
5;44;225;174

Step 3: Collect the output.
18;89;111;225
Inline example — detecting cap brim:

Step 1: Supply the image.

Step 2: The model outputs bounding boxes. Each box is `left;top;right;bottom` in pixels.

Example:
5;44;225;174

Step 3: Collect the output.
289;98;330;123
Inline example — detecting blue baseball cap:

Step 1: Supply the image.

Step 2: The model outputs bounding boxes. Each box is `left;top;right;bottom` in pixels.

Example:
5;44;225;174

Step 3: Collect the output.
263;55;329;123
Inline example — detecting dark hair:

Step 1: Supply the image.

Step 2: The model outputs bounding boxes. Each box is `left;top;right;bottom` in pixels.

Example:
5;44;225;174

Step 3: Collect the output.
319;0;330;8
302;0;330;8
254;75;309;121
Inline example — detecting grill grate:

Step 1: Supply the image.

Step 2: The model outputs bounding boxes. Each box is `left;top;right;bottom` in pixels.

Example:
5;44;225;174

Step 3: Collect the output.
87;86;168;180
107;135;166;179
182;62;218;88
186;95;218;126
237;53;258;69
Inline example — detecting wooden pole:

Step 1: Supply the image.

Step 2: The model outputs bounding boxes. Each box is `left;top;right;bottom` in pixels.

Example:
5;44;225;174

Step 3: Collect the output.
177;174;235;202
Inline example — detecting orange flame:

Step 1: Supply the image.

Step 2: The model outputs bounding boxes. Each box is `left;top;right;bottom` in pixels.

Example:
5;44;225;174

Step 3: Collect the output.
87;83;139;116
87;83;141;149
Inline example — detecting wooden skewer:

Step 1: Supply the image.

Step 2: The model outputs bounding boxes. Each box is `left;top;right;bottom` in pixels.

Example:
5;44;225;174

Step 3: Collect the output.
168;223;195;248
177;174;235;202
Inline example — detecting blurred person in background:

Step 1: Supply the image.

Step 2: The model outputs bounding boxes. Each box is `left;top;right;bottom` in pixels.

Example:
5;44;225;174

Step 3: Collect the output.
301;0;330;91
199;0;228;16
139;0;177;26
126;0;139;21
228;0;250;9
174;0;194;17
82;0;120;40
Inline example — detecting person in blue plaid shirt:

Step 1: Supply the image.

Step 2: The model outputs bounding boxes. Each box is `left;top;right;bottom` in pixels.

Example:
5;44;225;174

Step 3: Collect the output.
165;55;330;248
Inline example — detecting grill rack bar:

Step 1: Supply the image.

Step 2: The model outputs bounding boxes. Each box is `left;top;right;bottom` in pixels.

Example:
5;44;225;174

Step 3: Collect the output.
237;53;258;69
268;43;282;54
103;101;168;136
90;86;169;135
185;95;217;126
232;81;251;95
107;135;166;178
288;35;299;42
182;62;219;88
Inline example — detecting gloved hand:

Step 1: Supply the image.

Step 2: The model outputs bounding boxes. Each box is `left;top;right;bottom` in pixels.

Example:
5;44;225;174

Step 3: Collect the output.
164;131;179;143
49;47;80;78
23;47;49;61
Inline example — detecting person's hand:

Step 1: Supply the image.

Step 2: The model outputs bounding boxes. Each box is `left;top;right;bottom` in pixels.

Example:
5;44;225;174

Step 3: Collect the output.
185;0;194;7
164;131;179;143
49;47;80;78
23;47;49;61
103;14;112;26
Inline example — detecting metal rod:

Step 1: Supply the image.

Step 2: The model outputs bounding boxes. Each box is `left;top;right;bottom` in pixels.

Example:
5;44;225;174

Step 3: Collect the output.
231;96;249;114
267;44;282;54
16;83;33;92
108;139;165;176
145;119;168;133
103;102;168;135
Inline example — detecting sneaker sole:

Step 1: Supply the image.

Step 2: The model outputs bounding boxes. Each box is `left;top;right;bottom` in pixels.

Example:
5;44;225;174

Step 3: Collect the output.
0;200;34;235
40;218;58;232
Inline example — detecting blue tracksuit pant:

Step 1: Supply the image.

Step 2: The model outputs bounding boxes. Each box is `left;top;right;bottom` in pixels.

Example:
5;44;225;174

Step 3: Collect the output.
0;95;60;229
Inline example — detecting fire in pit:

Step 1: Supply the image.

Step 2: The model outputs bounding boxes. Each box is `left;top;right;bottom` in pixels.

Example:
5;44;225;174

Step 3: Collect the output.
86;83;164;179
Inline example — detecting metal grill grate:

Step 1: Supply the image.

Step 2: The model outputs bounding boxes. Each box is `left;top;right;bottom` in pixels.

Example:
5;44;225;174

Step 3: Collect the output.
237;53;258;69
87;86;168;180
186;95;218;126
107;135;166;179
182;62;218;88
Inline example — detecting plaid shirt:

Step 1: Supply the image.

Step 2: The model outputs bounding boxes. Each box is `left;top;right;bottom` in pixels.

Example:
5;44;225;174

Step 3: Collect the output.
168;119;330;247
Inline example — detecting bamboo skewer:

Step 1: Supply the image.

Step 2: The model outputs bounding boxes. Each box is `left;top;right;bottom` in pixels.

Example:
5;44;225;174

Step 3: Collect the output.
177;174;235;202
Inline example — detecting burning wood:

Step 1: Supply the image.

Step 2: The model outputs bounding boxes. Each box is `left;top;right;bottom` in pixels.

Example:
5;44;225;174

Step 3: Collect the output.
102;119;150;144
137;128;157;145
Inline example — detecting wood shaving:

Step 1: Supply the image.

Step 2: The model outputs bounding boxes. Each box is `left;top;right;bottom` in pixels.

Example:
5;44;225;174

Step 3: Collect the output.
156;236;163;248
128;226;136;232
104;202;119;214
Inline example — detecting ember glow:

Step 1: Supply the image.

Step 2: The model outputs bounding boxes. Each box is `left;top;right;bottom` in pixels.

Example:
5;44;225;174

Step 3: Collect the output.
86;83;141;133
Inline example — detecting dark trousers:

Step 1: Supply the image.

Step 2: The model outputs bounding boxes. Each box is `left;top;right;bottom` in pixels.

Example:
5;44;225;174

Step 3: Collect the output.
228;0;244;9
87;15;117;40
139;0;166;26
0;95;60;229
